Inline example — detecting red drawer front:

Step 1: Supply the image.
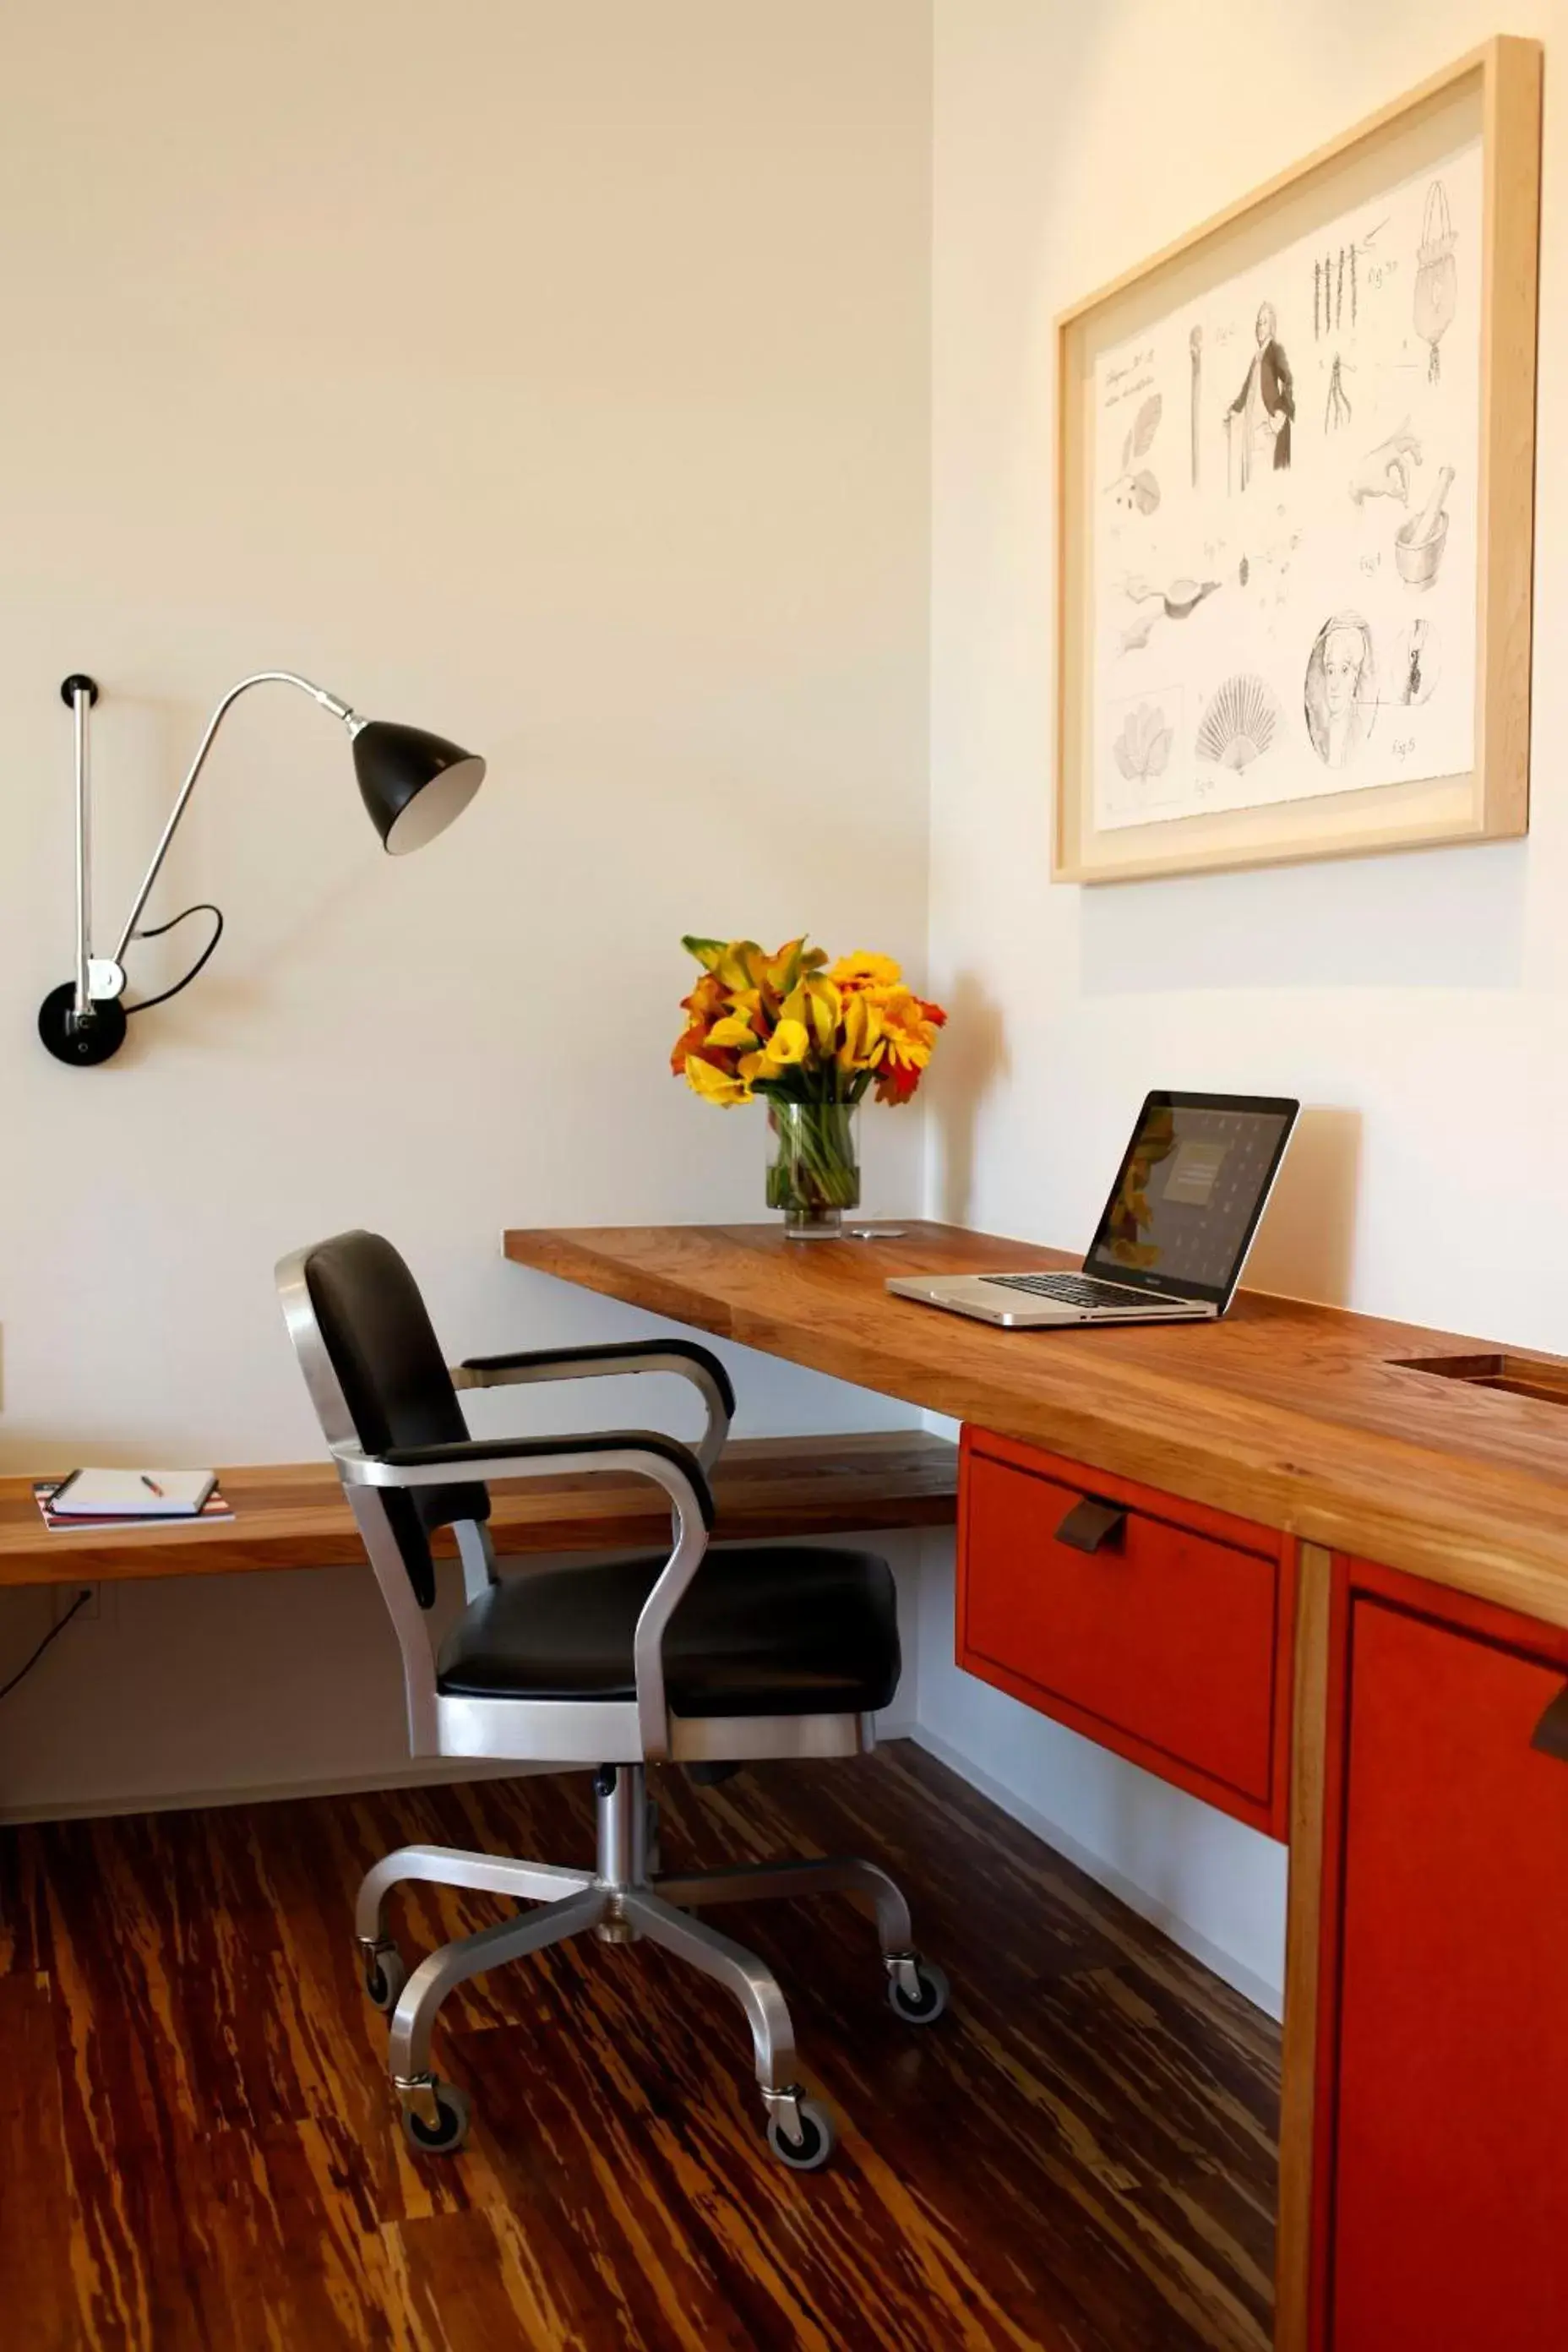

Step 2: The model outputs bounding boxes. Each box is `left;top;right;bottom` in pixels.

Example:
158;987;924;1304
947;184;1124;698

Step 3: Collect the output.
1326;1589;1568;2349
958;1434;1285;1819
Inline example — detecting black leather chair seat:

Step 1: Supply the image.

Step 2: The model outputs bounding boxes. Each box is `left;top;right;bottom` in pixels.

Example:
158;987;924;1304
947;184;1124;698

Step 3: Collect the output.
437;1545;901;1718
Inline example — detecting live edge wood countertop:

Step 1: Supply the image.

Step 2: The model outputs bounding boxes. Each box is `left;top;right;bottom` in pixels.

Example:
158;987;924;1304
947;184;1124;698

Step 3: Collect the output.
504;1222;1568;1632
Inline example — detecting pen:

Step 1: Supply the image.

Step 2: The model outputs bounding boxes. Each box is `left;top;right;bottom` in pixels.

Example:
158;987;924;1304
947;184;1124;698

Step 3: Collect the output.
141;1474;166;1498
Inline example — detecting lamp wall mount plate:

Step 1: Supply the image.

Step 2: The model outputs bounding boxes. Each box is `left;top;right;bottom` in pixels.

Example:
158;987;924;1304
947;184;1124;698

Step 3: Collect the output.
38;668;487;1067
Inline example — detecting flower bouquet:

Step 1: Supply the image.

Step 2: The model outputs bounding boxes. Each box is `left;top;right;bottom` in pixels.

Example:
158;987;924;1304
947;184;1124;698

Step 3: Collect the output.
671;936;946;1234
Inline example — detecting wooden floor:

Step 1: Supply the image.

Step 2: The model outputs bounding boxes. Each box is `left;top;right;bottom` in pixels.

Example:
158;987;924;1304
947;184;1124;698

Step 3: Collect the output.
0;1744;1278;2351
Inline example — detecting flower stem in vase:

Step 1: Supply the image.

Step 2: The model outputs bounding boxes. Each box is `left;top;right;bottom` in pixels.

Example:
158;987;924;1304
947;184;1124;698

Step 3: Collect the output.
765;1099;861;1236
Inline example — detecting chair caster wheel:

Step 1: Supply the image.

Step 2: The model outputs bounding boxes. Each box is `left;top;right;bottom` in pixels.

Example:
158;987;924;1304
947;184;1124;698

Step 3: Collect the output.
765;2093;836;2172
399;2078;471;2156
886;1954;950;2026
362;1943;407;2013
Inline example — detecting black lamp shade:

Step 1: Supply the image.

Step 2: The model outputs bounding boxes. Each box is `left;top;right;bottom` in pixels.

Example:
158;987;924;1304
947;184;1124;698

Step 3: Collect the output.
352;721;487;854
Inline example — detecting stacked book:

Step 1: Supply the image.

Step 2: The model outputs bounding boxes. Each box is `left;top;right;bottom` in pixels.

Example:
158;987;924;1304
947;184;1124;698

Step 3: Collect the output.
34;1468;232;1532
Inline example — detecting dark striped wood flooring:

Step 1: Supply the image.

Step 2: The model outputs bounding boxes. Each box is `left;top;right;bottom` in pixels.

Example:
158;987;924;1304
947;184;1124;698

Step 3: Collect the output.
0;1742;1278;2350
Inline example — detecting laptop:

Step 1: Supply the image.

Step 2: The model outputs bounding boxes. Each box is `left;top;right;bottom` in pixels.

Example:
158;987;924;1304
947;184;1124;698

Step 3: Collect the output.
886;1090;1298;1327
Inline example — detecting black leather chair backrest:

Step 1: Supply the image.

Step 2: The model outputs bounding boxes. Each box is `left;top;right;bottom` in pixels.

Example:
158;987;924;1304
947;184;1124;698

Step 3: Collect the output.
302;1230;490;1609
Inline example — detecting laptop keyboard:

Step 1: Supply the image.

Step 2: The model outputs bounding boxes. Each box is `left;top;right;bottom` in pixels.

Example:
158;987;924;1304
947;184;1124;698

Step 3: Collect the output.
981;1271;1152;1309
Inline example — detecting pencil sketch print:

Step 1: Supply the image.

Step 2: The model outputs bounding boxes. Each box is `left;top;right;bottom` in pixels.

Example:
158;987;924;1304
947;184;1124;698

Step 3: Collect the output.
1112;700;1175;784
1393;464;1451;590
1107;392;1162;513
1190;327;1202;488
1195;674;1280;771
1124;574;1222;620
1090;130;1480;834
1396;618;1440;706
1414;179;1457;383
1118;573;1222;652
1226;302;1293;489
1304;612;1377;768
1349;421;1422;504
1315;221;1384;338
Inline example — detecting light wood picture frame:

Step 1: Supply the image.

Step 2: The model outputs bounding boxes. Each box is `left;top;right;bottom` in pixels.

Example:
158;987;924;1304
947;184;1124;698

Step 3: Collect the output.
1054;37;1541;886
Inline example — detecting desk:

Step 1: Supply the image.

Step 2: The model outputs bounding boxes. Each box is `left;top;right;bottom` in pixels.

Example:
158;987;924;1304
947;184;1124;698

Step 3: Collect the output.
0;1433;957;1591
504;1221;1568;2352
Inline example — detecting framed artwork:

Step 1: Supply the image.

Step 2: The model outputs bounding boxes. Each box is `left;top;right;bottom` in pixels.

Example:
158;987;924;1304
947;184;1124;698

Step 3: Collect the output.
1054;37;1541;885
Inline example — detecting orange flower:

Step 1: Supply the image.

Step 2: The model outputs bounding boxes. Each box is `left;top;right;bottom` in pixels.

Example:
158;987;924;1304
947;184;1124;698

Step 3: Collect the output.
829;950;903;991
669;1022;708;1075
870;990;947;1102
673;934;946;1111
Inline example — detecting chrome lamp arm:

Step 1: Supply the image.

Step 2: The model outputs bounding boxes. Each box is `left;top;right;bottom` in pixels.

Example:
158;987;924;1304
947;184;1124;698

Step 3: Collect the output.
39;664;485;1069
108;672;363;972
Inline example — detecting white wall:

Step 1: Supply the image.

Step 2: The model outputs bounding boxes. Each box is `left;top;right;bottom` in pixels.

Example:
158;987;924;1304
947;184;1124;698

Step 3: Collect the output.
11;2;1557;2021
923;0;1565;2012
0;1;933;1810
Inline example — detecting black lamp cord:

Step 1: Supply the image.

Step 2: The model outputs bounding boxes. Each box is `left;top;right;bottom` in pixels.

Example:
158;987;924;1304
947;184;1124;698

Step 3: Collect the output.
9;907;223;1688
122;902;226;1016
0;1588;92;1704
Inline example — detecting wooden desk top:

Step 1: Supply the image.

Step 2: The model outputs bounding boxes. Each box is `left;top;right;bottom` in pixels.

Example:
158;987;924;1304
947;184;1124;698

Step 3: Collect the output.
504;1222;1568;1630
0;1433;956;1592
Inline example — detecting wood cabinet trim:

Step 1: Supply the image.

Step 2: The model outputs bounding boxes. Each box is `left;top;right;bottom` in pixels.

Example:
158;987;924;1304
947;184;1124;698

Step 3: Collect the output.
1276;1542;1335;2352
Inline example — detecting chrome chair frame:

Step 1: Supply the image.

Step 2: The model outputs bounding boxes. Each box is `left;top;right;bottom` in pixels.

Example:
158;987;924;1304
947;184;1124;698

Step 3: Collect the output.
276;1245;944;2165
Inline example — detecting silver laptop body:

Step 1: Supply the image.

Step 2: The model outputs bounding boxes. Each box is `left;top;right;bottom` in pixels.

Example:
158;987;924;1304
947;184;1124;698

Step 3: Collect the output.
886;1091;1298;1329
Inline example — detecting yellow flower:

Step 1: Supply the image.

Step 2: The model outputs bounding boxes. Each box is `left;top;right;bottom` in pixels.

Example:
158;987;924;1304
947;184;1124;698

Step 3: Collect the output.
715;939;768;992
678;935;769;993
765;1017;808;1066
829;950;902;991
676;937;944;1110
684;1054;752;1108
839;989;884;1070
760;936;829;994
870;986;946;1103
738;1017;809;1087
878;987;939;1068
781;976;841;1054
707;1014;760;1050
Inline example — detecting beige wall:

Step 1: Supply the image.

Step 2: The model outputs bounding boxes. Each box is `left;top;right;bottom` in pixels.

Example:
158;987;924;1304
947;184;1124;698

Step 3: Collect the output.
0;1;933;1810
921;0;1565;2008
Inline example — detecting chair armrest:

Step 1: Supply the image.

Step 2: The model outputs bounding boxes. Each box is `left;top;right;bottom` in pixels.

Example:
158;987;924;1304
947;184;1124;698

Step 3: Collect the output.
332;1429;714;1760
450;1341;734;1473
335;1429;715;1528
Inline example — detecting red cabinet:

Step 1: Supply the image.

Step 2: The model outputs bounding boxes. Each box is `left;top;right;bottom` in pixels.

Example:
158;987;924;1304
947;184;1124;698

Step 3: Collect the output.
957;1428;1294;1837
1315;1562;1568;2349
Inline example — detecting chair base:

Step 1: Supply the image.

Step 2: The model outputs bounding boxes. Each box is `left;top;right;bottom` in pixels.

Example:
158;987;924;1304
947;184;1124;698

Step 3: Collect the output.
355;1764;947;2167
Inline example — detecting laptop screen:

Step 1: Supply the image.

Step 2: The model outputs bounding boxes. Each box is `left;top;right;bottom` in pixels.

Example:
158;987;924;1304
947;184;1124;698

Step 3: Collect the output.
1083;1092;1298;1307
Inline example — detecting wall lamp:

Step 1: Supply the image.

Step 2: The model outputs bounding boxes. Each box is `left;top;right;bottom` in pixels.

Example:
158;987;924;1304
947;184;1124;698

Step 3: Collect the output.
39;670;487;1066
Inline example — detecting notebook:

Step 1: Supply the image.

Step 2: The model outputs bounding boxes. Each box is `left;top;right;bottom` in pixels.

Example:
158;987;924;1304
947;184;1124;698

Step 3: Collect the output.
45;1467;220;1520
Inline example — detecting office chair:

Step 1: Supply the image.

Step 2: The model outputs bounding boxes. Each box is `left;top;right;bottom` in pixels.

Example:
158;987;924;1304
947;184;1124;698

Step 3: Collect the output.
276;1230;947;2170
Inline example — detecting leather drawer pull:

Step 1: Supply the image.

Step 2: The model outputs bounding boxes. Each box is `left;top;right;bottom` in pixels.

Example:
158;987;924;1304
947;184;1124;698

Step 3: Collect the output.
1531;1682;1568;1764
1055;1497;1128;1554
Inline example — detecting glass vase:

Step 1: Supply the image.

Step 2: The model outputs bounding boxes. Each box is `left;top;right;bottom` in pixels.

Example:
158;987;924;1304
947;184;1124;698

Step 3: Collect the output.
765;1100;860;1238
